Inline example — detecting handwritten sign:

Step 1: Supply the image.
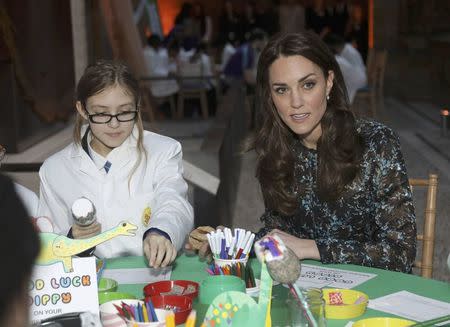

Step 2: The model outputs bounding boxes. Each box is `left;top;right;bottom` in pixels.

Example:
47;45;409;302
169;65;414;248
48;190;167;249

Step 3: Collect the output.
293;264;377;289
29;257;99;323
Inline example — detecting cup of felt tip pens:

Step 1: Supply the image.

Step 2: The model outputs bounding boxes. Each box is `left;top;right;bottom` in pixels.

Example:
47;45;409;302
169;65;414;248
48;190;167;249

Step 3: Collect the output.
206;228;258;293
207;228;255;266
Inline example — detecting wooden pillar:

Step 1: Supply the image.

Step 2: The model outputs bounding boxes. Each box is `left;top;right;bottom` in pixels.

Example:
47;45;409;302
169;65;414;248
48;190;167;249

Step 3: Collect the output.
99;0;155;121
70;0;89;84
368;0;374;49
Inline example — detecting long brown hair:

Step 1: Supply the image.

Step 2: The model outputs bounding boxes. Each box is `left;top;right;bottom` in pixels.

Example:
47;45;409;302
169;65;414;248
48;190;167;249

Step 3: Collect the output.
253;32;363;215
74;60;146;183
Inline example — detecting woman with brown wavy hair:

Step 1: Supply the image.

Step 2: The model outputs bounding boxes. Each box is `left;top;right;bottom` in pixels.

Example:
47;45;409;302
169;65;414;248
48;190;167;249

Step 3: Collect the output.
253;32;416;272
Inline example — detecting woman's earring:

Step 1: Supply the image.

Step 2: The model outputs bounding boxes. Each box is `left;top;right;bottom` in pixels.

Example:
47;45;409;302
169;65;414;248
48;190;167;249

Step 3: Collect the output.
326;94;330;101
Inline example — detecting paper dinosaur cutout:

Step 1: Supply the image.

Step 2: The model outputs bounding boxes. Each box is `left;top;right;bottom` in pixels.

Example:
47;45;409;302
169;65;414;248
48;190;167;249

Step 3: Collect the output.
202;262;273;327
37;221;138;272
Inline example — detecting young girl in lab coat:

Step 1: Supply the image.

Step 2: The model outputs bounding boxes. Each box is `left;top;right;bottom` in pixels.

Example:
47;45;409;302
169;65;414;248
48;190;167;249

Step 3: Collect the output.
38;60;194;268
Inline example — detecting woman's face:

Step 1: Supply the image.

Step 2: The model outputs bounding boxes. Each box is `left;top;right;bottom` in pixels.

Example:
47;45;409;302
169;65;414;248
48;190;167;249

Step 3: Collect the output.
269;55;333;148
76;85;136;157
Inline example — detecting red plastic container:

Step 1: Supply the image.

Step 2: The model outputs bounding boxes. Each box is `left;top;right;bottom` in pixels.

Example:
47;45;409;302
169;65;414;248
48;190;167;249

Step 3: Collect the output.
145;295;192;325
143;280;199;299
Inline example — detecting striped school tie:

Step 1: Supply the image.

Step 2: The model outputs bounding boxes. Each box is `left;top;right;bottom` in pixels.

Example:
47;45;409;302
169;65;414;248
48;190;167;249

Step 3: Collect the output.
104;161;112;173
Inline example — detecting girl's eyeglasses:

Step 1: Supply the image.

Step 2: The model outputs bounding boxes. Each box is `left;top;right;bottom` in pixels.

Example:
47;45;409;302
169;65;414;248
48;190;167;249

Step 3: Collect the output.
85;110;138;124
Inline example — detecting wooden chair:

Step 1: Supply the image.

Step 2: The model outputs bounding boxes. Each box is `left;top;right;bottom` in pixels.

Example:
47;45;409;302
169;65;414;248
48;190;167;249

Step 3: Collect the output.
409;174;438;278
139;80;178;120
177;59;209;119
155;94;177;119
354;49;388;118
139;84;156;122
366;48;375;79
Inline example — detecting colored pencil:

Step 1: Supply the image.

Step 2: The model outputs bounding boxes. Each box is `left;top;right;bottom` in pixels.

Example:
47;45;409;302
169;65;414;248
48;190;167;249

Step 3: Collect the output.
146;299;158;322
142;302;149;322
165;311;176;327
146;301;153;322
185;310;197;327
113;303;126;317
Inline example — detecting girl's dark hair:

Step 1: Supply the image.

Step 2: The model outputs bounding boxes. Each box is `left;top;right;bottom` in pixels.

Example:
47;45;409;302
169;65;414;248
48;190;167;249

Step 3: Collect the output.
253;32;363;215
74;60;146;185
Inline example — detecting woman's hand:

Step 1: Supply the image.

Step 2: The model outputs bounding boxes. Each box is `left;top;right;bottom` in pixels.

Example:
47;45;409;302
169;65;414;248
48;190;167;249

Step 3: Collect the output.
268;229;321;260
184;225;224;262
143;233;177;268
184;241;212;262
72;222;101;239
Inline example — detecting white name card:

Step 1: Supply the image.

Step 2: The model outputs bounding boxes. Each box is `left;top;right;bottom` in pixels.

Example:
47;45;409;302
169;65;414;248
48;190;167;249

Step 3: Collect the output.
29;257;99;324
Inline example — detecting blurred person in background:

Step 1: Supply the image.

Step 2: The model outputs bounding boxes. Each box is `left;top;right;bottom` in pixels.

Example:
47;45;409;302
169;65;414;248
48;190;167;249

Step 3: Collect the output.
305;0;331;38
330;0;350;38
345;3;368;62
218;0;243;47
324;33;367;103
223;28;268;86
279;0;306;34
192;2;213;45
143;34;179;118
242;1;258;41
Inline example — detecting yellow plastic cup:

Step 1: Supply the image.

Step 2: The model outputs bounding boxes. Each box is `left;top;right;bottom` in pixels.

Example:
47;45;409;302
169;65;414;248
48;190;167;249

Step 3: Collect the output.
322;288;368;319
353;317;415;327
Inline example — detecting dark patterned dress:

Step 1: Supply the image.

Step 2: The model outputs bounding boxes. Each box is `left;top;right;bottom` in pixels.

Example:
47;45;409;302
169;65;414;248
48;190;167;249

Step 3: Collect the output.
256;120;417;273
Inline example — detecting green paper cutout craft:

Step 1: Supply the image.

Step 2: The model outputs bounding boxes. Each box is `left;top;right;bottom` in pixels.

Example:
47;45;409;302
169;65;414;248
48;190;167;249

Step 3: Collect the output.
203;262;273;327
36;221;138;272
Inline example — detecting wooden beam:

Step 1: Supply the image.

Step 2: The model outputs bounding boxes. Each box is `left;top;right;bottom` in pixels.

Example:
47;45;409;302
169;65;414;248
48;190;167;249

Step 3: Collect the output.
183;160;219;195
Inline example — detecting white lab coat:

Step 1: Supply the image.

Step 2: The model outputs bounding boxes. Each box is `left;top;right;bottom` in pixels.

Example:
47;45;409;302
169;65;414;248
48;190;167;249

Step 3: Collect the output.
14;183;38;217
38;127;194;258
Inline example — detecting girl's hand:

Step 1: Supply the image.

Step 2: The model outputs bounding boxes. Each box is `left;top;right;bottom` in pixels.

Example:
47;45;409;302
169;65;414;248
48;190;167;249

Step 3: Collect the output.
268;229;321;260
72;222;101;239
143;233;177;268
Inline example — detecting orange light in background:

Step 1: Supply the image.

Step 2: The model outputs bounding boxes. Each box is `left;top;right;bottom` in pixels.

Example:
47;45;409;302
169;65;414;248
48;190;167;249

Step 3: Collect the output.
441;109;449;116
144;26;152;38
157;0;181;36
368;0;374;49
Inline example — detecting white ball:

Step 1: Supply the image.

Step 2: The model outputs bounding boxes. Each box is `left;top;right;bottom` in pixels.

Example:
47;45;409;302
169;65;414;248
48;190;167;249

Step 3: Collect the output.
71;197;96;226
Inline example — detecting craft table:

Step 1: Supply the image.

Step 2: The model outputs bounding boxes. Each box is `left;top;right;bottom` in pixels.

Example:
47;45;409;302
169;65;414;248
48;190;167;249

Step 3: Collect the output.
106;254;450;326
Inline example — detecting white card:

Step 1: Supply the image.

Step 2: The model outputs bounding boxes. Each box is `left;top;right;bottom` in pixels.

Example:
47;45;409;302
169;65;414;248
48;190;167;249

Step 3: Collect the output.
368;290;450;322
293;264;377;289
102;267;172;284
30;257;99;324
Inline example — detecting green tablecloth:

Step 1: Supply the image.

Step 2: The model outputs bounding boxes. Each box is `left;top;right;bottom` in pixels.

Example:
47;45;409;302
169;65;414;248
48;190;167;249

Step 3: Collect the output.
106;254;450;326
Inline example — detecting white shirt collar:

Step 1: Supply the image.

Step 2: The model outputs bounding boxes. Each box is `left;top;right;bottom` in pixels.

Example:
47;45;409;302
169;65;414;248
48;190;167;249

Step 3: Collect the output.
76;124;140;172
87;135;108;172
